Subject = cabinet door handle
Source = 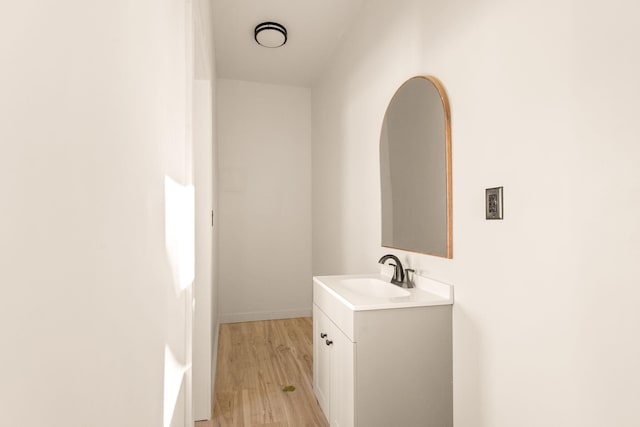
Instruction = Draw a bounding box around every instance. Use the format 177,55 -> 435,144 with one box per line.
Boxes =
320,333 -> 327,338
325,339 -> 333,346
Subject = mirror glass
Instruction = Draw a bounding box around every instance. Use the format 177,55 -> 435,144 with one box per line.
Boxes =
380,76 -> 452,258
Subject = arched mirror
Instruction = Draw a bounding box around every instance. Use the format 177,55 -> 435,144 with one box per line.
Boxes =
380,76 -> 452,258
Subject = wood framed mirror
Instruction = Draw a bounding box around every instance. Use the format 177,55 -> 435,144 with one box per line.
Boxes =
380,76 -> 452,258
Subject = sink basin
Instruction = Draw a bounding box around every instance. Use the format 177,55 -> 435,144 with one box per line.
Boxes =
340,278 -> 410,298
313,273 -> 453,311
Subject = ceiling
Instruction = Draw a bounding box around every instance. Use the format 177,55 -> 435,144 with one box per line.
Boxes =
212,0 -> 365,87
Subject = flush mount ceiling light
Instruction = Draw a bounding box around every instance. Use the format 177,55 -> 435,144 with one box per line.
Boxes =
254,22 -> 287,48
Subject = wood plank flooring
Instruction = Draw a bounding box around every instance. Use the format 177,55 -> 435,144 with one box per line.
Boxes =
196,317 -> 328,427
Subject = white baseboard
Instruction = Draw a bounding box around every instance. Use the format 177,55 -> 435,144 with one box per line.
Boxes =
219,307 -> 312,324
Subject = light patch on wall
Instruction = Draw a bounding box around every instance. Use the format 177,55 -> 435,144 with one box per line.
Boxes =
164,175 -> 195,293
163,345 -> 188,427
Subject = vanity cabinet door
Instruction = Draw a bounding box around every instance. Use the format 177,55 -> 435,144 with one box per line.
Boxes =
329,326 -> 354,427
313,304 -> 332,418
313,303 -> 355,427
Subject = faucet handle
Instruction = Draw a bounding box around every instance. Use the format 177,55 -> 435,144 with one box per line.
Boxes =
405,269 -> 416,288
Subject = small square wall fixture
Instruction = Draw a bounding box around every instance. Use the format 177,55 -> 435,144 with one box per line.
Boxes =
486,187 -> 504,220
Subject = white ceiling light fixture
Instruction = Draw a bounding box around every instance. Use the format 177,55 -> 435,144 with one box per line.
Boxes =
254,22 -> 287,48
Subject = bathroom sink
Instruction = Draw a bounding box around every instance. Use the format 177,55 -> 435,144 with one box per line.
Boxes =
313,273 -> 453,312
339,277 -> 410,298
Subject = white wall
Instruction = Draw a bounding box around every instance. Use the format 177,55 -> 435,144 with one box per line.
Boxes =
312,0 -> 640,425
0,1 -> 194,426
218,79 -> 312,322
192,0 -> 218,421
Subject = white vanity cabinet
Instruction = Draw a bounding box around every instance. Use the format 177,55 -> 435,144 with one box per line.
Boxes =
313,304 -> 354,427
313,275 -> 453,427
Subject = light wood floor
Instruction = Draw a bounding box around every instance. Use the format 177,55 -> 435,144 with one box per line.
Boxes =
196,317 -> 329,427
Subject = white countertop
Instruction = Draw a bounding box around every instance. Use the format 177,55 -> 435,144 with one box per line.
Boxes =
313,273 -> 453,311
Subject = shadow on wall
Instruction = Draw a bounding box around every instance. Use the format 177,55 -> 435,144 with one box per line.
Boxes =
454,305 -> 485,426
312,94 -> 347,275
163,175 -> 195,427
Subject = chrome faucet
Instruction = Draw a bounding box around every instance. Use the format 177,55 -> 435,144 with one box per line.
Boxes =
378,254 -> 405,287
